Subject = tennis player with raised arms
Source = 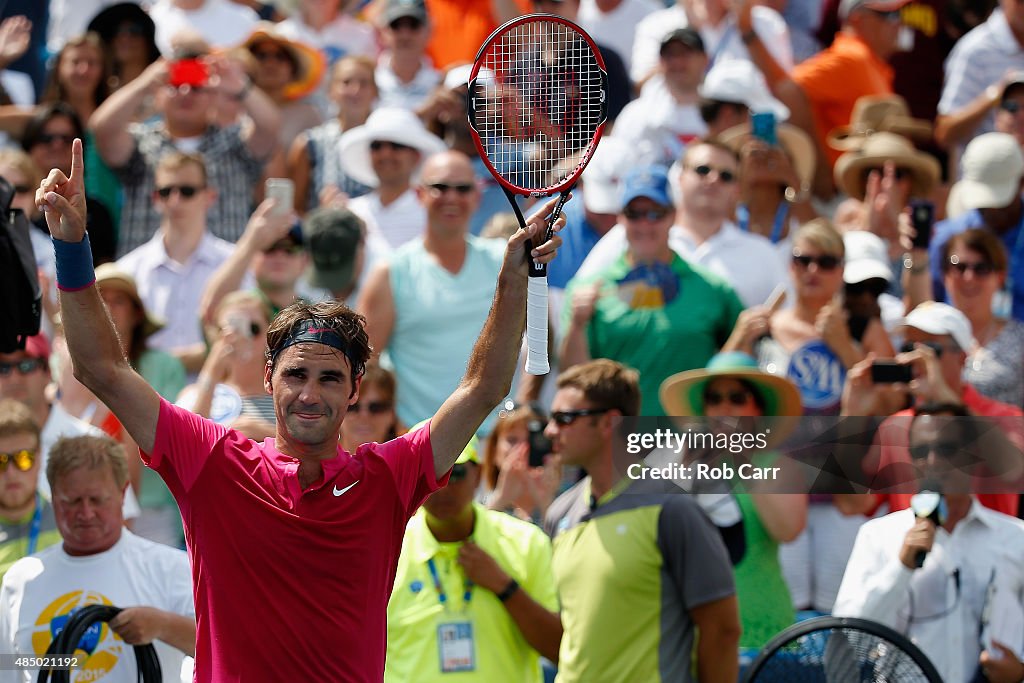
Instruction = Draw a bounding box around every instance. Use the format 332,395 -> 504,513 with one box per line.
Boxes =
36,138 -> 564,682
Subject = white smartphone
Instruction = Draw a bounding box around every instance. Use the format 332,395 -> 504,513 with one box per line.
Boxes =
264,178 -> 294,216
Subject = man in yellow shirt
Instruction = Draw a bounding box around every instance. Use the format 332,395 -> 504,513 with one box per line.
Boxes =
386,436 -> 561,682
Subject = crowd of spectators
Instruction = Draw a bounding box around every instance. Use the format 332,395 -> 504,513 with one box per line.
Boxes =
2,0 -> 1024,681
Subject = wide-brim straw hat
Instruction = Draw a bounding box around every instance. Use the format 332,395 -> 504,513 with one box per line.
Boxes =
94,263 -> 165,338
660,352 -> 803,446
719,121 -> 817,192
828,94 -> 933,151
834,132 -> 940,200
242,22 -> 326,101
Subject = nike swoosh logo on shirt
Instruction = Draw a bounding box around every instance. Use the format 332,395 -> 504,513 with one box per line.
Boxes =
333,480 -> 360,497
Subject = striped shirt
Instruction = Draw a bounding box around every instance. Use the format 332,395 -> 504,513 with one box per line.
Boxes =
113,121 -> 267,255
303,119 -> 372,210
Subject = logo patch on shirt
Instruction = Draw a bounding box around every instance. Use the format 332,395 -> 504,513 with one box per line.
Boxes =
333,480 -> 360,497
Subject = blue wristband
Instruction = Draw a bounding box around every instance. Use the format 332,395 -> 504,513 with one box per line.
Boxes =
52,234 -> 96,292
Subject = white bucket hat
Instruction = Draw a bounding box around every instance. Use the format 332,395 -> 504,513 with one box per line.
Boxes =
698,59 -> 790,121
339,107 -> 448,187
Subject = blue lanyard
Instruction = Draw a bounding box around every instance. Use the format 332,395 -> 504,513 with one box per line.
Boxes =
426,557 -> 473,611
26,494 -> 41,556
736,202 -> 788,244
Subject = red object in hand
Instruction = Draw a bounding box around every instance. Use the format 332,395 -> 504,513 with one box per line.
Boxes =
168,58 -> 209,88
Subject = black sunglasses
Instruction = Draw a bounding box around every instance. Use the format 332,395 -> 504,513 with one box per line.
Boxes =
688,164 -> 736,184
909,441 -> 959,461
449,463 -> 471,481
792,253 -> 842,271
263,241 -> 303,256
703,390 -> 752,407
116,22 -> 147,37
389,17 -> 424,31
425,182 -> 475,195
156,185 -> 202,199
1001,100 -> 1022,114
0,358 -> 47,376
845,279 -> 887,298
349,400 -> 393,415
623,206 -> 671,221
945,260 -> 995,277
550,408 -> 609,425
868,8 -> 902,21
900,340 -> 947,357
370,140 -> 415,152
38,133 -> 75,146
0,449 -> 35,472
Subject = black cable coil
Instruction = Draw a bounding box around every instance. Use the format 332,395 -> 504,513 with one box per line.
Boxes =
38,604 -> 162,683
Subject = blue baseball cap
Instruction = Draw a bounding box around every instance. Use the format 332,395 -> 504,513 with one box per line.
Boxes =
619,165 -> 672,209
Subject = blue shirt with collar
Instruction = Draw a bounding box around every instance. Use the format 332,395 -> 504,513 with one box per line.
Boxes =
929,207 -> 1024,321
547,198 -> 605,290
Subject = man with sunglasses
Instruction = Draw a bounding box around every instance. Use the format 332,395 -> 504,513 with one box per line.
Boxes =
835,409 -> 1024,683
374,0 -> 440,111
577,140 -> 786,308
563,163 -> 744,415
841,302 -> 1024,517
359,151 -> 509,431
0,400 -> 61,577
117,152 -> 243,373
543,359 -> 740,683
386,434 -> 560,682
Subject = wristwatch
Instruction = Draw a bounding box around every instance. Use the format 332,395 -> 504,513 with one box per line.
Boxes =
497,579 -> 520,602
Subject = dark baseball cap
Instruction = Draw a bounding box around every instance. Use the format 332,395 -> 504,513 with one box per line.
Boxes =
383,0 -> 428,25
660,28 -> 705,53
303,208 -> 364,294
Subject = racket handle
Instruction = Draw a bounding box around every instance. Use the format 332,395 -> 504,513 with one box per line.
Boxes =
525,276 -> 549,375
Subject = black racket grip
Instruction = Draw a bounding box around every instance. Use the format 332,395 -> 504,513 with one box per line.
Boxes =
527,240 -> 548,278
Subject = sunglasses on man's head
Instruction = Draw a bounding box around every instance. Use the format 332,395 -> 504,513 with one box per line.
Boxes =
349,400 -> 392,415
703,389 -> 753,407
792,253 -> 842,271
550,408 -> 609,425
0,358 -> 47,376
0,449 -> 35,472
156,185 -> 202,199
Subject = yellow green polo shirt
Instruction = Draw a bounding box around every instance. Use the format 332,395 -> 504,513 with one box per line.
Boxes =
385,503 -> 558,683
545,477 -> 736,683
0,498 -> 62,578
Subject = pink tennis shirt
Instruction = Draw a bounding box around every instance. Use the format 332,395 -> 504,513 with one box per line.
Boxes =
143,398 -> 446,682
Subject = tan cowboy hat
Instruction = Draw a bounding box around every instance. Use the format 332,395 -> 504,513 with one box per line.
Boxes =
828,95 -> 933,151
94,263 -> 165,338
834,132 -> 940,200
719,121 -> 816,192
660,352 -> 803,446
242,22 -> 326,101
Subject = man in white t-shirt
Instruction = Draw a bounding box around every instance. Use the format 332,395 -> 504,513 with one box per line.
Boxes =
630,0 -> 792,86
614,28 -> 709,168
340,107 -> 447,249
149,0 -> 260,56
0,435 -> 195,683
577,139 -> 785,307
375,0 -> 440,111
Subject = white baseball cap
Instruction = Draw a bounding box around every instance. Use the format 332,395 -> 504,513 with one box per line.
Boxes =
947,132 -> 1024,215
698,59 -> 790,121
901,301 -> 975,352
843,230 -> 893,284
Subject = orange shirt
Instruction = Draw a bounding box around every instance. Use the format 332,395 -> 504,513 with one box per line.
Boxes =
792,32 -> 894,168
425,0 -> 530,70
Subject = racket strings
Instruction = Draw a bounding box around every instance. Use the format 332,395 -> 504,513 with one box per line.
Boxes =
474,20 -> 605,194
754,626 -> 938,682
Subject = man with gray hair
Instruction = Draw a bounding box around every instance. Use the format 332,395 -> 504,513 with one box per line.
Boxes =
0,435 -> 195,682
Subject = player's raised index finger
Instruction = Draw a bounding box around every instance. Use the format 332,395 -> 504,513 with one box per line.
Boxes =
69,138 -> 84,182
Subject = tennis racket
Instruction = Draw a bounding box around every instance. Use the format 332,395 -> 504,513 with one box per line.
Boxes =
468,14 -> 608,375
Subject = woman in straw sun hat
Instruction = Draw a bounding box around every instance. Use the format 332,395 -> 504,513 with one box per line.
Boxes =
659,351 -> 807,652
